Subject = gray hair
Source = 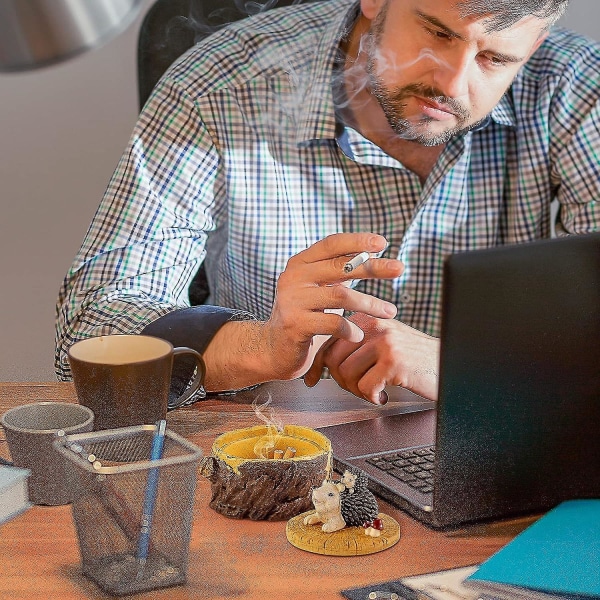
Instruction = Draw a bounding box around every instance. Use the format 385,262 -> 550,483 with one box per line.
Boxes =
456,0 -> 569,30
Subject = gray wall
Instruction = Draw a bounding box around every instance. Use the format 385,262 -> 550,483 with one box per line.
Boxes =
0,2 -> 598,382
560,1 -> 600,39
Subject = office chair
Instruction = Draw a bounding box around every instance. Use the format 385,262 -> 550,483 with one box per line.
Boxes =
138,0 -> 323,305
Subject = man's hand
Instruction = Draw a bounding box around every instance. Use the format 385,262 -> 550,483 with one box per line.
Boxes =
202,233 -> 404,391
304,313 -> 440,404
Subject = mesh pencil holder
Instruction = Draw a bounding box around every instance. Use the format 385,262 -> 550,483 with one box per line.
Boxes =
53,425 -> 203,596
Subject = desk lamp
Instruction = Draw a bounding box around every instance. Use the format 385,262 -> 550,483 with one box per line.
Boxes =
0,0 -> 142,72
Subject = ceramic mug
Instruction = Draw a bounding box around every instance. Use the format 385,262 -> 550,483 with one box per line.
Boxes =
68,334 -> 206,430
1,401 -> 95,505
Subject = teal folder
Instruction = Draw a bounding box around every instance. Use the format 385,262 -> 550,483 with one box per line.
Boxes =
467,499 -> 600,597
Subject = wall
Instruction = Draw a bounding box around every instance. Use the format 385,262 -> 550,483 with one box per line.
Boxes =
0,0 -> 155,381
560,2 -> 600,39
0,1 -> 598,381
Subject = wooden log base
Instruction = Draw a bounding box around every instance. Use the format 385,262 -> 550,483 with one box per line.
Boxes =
286,511 -> 400,556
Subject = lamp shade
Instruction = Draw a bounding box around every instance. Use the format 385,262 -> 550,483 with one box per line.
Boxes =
0,0 -> 143,72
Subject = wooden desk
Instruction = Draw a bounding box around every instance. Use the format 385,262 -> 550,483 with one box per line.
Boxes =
0,380 -> 534,600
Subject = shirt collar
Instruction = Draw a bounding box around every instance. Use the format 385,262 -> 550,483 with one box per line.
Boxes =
489,88 -> 517,127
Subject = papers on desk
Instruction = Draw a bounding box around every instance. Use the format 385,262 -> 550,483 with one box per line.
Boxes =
342,565 -> 572,600
0,465 -> 31,525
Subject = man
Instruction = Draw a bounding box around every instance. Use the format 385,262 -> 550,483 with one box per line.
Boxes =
56,0 -> 599,405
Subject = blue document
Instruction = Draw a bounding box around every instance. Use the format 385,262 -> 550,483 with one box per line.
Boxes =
466,499 -> 600,597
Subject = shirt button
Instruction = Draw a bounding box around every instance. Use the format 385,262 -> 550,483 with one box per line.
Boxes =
400,293 -> 412,303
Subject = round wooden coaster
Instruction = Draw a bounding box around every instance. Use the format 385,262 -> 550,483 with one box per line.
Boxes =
286,511 -> 400,556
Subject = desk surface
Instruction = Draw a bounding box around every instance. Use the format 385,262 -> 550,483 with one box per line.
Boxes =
0,380 -> 535,600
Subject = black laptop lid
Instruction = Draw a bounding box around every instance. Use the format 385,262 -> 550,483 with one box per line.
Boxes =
432,233 -> 600,526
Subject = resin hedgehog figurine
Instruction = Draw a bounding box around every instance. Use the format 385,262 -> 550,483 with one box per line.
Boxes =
339,467 -> 383,537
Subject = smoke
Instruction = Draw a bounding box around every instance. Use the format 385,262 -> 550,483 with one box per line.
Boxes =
162,0 -> 473,147
339,36 -> 457,109
186,0 -> 306,39
341,21 -> 476,145
251,393 -> 284,458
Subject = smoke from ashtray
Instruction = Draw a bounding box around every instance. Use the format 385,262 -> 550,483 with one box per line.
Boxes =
252,394 -> 284,458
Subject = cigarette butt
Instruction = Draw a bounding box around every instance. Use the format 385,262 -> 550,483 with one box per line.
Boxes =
283,447 -> 296,459
254,442 -> 274,459
273,449 -> 284,459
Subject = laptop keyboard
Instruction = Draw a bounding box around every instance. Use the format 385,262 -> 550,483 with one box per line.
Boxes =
365,445 -> 435,494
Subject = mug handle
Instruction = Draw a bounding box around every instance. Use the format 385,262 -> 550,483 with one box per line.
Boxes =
168,347 -> 207,410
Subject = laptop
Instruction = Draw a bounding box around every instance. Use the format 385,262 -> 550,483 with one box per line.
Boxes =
317,232 -> 600,528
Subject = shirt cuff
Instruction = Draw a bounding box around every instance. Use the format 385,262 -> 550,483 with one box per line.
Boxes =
141,305 -> 258,406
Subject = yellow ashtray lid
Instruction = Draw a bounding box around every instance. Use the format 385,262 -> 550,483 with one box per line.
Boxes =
212,424 -> 332,473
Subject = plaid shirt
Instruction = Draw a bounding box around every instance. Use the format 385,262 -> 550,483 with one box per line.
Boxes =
55,0 -> 600,380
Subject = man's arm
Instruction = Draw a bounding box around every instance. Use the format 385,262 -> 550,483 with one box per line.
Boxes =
138,233 -> 404,396
55,76 -> 229,380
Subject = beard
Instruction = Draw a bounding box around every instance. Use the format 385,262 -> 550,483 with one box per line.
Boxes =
367,77 -> 478,146
364,8 -> 483,146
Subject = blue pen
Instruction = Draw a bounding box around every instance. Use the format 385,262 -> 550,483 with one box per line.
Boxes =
136,419 -> 167,567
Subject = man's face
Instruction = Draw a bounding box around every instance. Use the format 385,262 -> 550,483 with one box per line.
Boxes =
362,0 -> 548,145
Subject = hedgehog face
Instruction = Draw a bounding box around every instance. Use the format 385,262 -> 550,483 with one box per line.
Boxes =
311,481 -> 341,512
341,470 -> 357,488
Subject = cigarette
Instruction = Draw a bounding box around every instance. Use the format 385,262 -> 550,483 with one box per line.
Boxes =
283,447 -> 296,459
344,251 -> 370,273
273,449 -> 284,459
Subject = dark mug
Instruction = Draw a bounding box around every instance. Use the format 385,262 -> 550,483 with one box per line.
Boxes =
68,334 -> 206,430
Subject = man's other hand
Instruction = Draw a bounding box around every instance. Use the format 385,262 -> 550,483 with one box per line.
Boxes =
304,313 -> 440,404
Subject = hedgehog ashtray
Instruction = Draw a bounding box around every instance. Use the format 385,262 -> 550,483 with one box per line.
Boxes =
286,468 -> 401,556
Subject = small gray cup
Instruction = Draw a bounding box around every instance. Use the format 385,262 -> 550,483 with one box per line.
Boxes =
1,402 -> 95,505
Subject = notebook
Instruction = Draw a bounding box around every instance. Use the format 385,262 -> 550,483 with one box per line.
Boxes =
317,232 -> 600,528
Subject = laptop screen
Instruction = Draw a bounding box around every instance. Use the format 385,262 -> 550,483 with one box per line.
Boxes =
434,232 -> 600,525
